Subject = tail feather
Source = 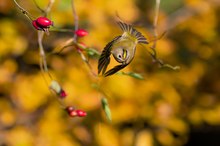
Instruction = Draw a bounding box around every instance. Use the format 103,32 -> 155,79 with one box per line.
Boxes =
117,21 -> 148,44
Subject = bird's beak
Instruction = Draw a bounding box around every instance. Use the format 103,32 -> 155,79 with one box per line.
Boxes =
123,49 -> 127,60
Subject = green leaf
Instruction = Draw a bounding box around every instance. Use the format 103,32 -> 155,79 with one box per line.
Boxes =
101,97 -> 112,122
85,48 -> 100,58
118,72 -> 144,80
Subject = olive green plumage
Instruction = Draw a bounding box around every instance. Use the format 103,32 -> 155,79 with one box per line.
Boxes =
98,20 -> 148,77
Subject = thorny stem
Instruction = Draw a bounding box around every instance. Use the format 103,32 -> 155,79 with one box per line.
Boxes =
13,0 -> 33,21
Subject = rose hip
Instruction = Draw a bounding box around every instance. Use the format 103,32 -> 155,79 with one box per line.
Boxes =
36,17 -> 53,28
75,29 -> 88,37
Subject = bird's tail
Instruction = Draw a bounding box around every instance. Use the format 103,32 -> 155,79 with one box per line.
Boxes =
117,21 -> 148,44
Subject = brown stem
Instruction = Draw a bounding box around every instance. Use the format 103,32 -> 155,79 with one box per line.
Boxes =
13,0 -> 33,21
45,0 -> 55,15
33,0 -> 45,14
71,0 -> 79,42
152,0 -> 160,49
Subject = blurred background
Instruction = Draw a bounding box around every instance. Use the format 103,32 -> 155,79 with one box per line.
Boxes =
0,0 -> 220,146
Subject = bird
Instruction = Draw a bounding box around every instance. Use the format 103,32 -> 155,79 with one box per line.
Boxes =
98,20 -> 148,77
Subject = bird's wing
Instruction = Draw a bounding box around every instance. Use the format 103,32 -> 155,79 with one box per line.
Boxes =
117,21 -> 148,44
98,36 -> 121,75
104,64 -> 128,77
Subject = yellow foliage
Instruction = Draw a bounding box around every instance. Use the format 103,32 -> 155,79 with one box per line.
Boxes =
156,129 -> 175,146
135,130 -> 154,146
13,74 -> 49,112
0,0 -> 220,146
120,128 -> 135,146
6,127 -> 34,146
95,123 -> 119,146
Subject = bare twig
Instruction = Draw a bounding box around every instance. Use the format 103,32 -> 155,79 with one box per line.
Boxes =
71,0 -> 79,42
144,0 -> 180,70
45,0 -> 55,15
79,52 -> 98,77
38,31 -> 53,78
50,27 -> 74,32
36,0 -> 55,79
152,0 -> 160,49
33,0 -> 45,14
38,31 -> 47,71
13,0 -> 33,21
70,0 -> 97,77
33,0 -> 54,16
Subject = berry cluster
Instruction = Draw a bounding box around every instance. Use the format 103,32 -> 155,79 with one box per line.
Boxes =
65,106 -> 87,117
50,80 -> 87,118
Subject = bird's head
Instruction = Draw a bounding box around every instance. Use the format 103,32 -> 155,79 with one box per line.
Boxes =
112,47 -> 128,63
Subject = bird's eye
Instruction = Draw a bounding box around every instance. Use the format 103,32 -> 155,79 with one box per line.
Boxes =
118,54 -> 122,58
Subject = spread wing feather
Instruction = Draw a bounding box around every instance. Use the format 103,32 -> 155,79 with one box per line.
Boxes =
104,64 -> 128,77
117,21 -> 148,44
98,36 -> 121,75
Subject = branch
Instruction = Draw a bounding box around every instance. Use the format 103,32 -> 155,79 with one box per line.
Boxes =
145,0 -> 180,71
36,0 -> 55,79
33,0 -> 45,14
152,0 -> 160,49
71,0 -> 79,42
70,0 -> 97,77
13,0 -> 33,21
45,0 -> 55,15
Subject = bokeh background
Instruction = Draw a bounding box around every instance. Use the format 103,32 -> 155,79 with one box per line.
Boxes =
0,0 -> 220,146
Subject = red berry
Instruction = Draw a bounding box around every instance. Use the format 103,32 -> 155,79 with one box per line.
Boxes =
75,29 -> 88,37
59,89 -> 67,98
32,20 -> 42,30
76,110 -> 87,117
36,17 -> 53,28
65,106 -> 87,117
65,106 -> 75,112
69,110 -> 78,117
65,106 -> 76,117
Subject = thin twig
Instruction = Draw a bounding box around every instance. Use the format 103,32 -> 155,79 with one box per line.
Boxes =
38,31 -> 51,75
70,0 -> 97,77
33,0 -> 45,14
13,0 -> 33,21
143,0 -> 180,70
50,27 -> 74,33
71,0 -> 79,42
152,0 -> 160,49
79,52 -> 98,77
36,0 -> 56,79
45,0 -> 55,15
